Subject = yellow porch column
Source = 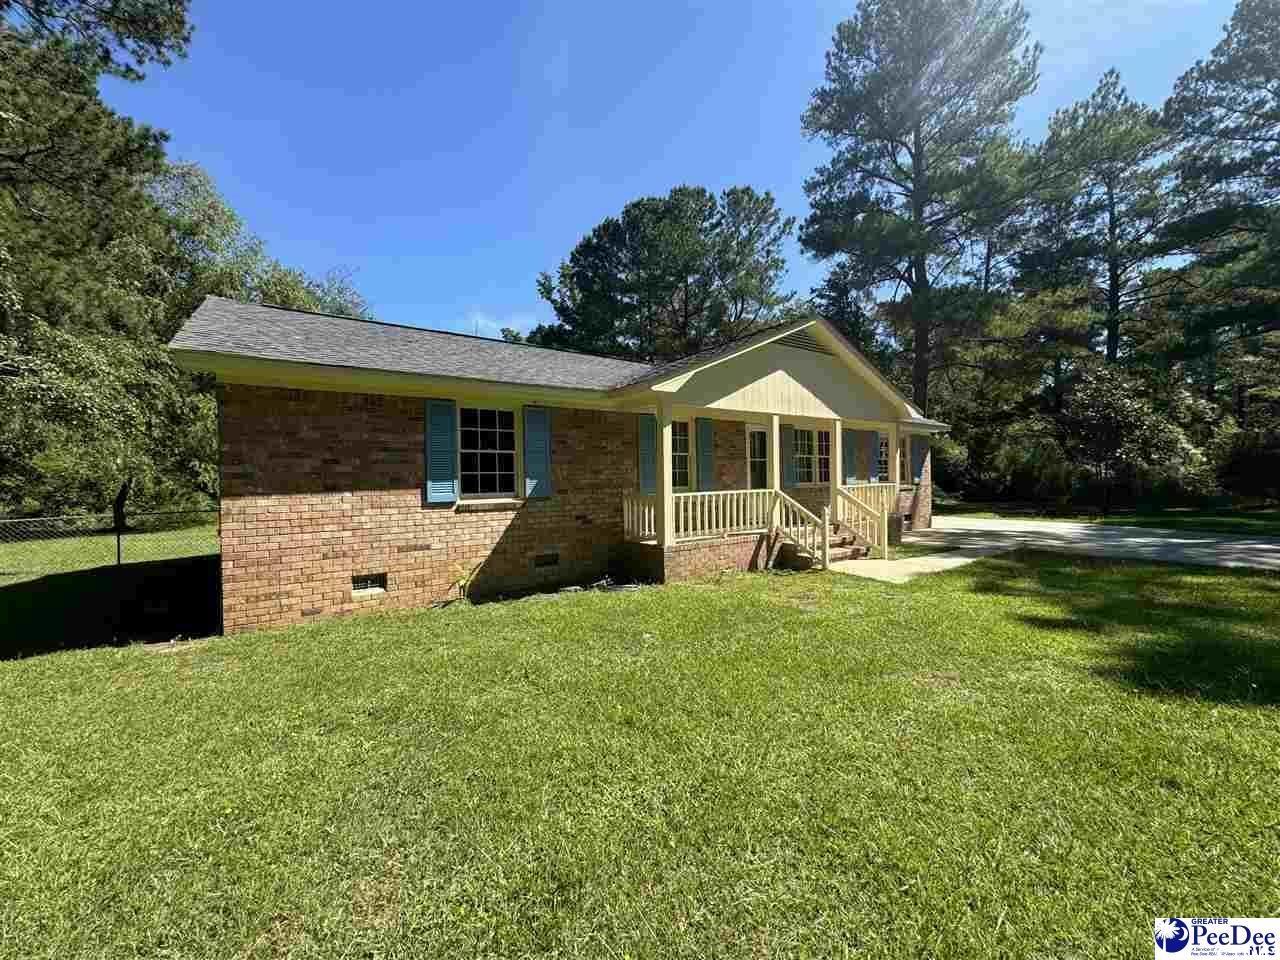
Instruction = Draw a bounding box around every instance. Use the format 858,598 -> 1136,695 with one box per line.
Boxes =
828,418 -> 842,512
888,423 -> 901,486
769,413 -> 782,528
656,400 -> 675,546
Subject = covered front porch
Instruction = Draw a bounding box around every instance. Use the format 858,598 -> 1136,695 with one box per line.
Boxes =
619,405 -> 933,571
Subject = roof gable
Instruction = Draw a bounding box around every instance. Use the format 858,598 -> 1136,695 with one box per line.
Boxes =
629,317 -> 923,418
653,338 -> 902,421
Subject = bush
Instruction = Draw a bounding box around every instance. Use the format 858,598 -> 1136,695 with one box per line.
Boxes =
1218,431 -> 1280,501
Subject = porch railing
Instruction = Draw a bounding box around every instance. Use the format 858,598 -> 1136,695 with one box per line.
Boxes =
672,489 -> 774,541
622,493 -> 657,541
774,491 -> 829,568
624,488 -> 833,567
835,485 -> 890,559
842,481 -> 897,518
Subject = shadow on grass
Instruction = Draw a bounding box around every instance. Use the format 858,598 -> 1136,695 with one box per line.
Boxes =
969,550 -> 1280,706
0,555 -> 220,660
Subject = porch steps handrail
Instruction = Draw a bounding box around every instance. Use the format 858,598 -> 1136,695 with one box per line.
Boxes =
672,488 -> 773,541
772,490 -> 830,568
835,486 -> 889,559
841,481 -> 897,518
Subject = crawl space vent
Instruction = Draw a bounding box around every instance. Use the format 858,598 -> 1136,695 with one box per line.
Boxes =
352,572 -> 387,592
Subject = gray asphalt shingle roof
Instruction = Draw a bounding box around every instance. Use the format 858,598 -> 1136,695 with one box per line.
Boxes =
169,297 -> 656,391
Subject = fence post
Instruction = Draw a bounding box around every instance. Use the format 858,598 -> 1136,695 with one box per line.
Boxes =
116,528 -> 122,566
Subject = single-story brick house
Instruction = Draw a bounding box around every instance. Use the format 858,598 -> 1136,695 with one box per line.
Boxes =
170,297 -> 947,633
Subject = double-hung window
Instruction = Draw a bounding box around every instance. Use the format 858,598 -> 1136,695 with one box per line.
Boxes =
672,421 -> 691,489
459,407 -> 516,496
793,429 -> 815,484
792,429 -> 831,485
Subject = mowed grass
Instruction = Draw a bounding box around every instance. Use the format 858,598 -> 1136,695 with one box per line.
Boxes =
0,523 -> 219,586
1,553 -> 1278,958
937,502 -> 1280,538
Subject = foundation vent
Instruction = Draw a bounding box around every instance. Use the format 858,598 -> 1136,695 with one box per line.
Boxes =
352,572 -> 387,593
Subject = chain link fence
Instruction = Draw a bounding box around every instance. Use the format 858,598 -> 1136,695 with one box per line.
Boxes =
0,510 -> 219,586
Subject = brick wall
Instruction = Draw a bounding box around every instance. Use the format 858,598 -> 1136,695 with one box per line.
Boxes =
219,385 -> 640,633
911,448 -> 933,529
786,484 -> 831,517
663,532 -> 780,580
711,420 -> 747,490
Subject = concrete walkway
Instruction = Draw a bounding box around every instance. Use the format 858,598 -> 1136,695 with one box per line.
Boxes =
829,515 -> 1280,583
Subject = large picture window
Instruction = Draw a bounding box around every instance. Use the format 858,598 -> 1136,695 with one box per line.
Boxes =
672,421 -> 691,489
793,429 -> 831,484
460,407 -> 516,496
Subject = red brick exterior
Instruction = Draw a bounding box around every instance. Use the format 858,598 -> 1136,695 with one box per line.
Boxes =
215,384 -> 928,631
786,484 -> 831,517
911,448 -> 933,529
620,532 -> 783,584
218,385 -> 641,633
711,420 -> 747,490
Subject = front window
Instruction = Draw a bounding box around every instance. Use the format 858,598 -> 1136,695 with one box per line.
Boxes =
793,429 -> 832,485
877,435 -> 889,483
793,430 -> 815,484
672,421 -> 691,489
460,407 -> 516,496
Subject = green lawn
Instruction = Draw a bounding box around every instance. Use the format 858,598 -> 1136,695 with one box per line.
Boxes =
937,502 -> 1280,538
890,540 -> 960,560
2,553 -> 1278,958
0,522 -> 219,587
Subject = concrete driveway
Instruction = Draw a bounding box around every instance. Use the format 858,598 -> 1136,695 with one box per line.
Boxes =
829,515 -> 1280,583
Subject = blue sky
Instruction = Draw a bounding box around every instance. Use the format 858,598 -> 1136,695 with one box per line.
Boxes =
102,0 -> 1230,338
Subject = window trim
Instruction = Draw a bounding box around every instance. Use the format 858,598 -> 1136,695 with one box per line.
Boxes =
457,404 -> 522,501
745,424 -> 769,490
672,420 -> 693,492
791,427 -> 831,487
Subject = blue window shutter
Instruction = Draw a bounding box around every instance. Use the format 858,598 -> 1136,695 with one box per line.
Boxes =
868,431 -> 881,482
841,428 -> 856,485
524,406 -> 553,498
638,414 -> 657,494
695,418 -> 714,491
911,437 -> 929,483
425,400 -> 457,503
781,424 -> 795,487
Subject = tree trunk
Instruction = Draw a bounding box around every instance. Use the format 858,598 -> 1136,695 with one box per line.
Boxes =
1105,182 -> 1121,363
1235,379 -> 1249,430
912,286 -> 930,414
113,477 -> 133,532
910,122 -> 931,414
